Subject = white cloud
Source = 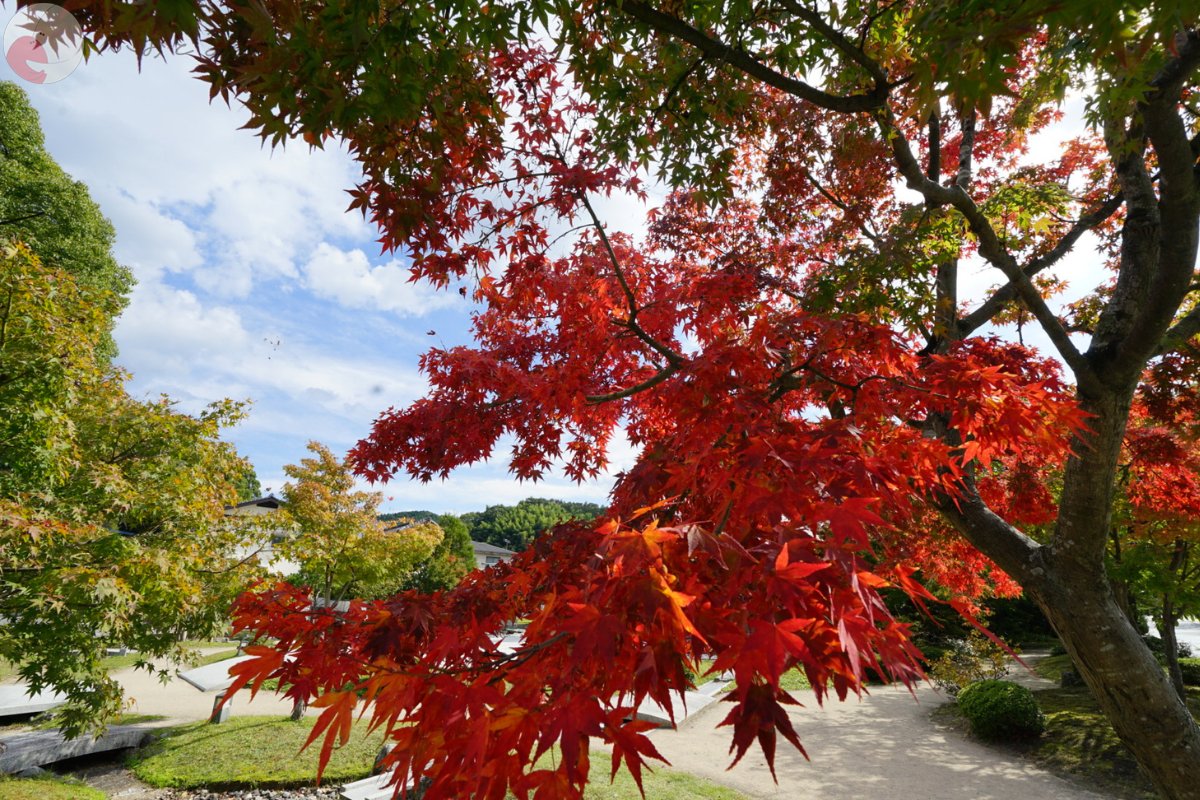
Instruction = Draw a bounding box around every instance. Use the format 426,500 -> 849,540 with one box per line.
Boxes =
22,50 -> 372,299
94,189 -> 203,281
302,243 -> 461,316
8,36 -> 629,515
116,281 -> 250,371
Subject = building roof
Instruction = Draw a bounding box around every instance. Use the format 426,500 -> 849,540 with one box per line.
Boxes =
225,494 -> 283,511
471,540 -> 516,556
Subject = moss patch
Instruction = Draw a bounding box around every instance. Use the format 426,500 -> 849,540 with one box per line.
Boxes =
130,715 -> 386,789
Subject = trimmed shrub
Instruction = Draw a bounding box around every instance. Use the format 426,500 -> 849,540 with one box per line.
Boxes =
1179,658 -> 1200,686
957,679 -> 1045,741
1143,634 -> 1192,661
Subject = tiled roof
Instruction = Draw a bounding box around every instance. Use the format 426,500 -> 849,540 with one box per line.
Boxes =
471,540 -> 516,556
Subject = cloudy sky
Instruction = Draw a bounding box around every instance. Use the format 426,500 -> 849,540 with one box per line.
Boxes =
2,30 -> 634,514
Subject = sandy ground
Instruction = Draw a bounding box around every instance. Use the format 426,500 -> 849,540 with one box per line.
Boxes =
644,661 -> 1109,800
110,652 -> 298,722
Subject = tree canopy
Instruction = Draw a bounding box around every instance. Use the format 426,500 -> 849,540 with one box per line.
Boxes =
277,442 -> 443,601
0,83 -> 132,354
463,498 -> 605,551
0,91 -> 257,734
79,2 -> 1200,798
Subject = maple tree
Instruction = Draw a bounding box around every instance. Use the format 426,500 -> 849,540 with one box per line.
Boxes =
276,441 -> 443,602
0,242 -> 260,734
1109,383 -> 1200,699
75,1 -> 1200,797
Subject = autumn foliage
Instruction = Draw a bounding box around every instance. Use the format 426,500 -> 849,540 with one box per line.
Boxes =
212,46 -> 1093,800
73,1 -> 1200,797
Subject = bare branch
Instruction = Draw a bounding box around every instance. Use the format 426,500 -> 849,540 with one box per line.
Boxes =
959,193 -> 1124,336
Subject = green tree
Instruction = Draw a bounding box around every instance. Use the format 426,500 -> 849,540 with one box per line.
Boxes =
465,498 -> 604,551
0,245 -> 260,736
234,464 -> 263,503
379,509 -> 440,523
403,514 -> 475,593
0,83 -> 132,355
278,442 -> 443,602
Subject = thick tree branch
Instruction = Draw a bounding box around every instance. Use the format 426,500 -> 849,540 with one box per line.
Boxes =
585,362 -> 681,403
955,106 -> 975,189
926,107 -> 941,183
936,477 -> 1046,590
1159,305 -> 1200,355
775,0 -> 889,85
1095,32 -> 1200,380
959,193 -> 1124,336
878,110 -> 1097,388
619,1 -> 886,112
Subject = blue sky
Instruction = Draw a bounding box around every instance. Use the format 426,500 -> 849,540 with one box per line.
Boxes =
2,31 -> 630,514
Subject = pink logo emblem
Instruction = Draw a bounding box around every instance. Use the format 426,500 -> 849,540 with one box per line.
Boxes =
4,5 -> 83,85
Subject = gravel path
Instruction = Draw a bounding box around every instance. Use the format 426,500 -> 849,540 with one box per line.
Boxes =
645,661 -> 1110,800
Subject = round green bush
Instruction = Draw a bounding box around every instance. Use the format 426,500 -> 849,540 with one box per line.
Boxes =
1179,658 -> 1200,686
957,679 -> 1045,740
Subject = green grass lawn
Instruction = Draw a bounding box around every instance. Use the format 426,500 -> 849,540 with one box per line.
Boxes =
130,715 -> 387,789
129,715 -> 748,797
581,760 -> 746,799
0,776 -> 105,800
721,667 -> 811,693
188,648 -> 240,668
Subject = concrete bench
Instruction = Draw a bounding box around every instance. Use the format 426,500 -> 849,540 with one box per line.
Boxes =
0,723 -> 158,773
177,655 -> 253,692
340,771 -> 413,800
632,690 -> 719,729
0,685 -> 66,719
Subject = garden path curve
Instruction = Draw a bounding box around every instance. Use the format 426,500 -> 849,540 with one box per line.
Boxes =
645,665 -> 1109,800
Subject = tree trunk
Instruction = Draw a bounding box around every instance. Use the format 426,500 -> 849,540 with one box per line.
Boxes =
1161,598 -> 1186,701
953,385 -> 1200,799
1033,576 -> 1200,799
